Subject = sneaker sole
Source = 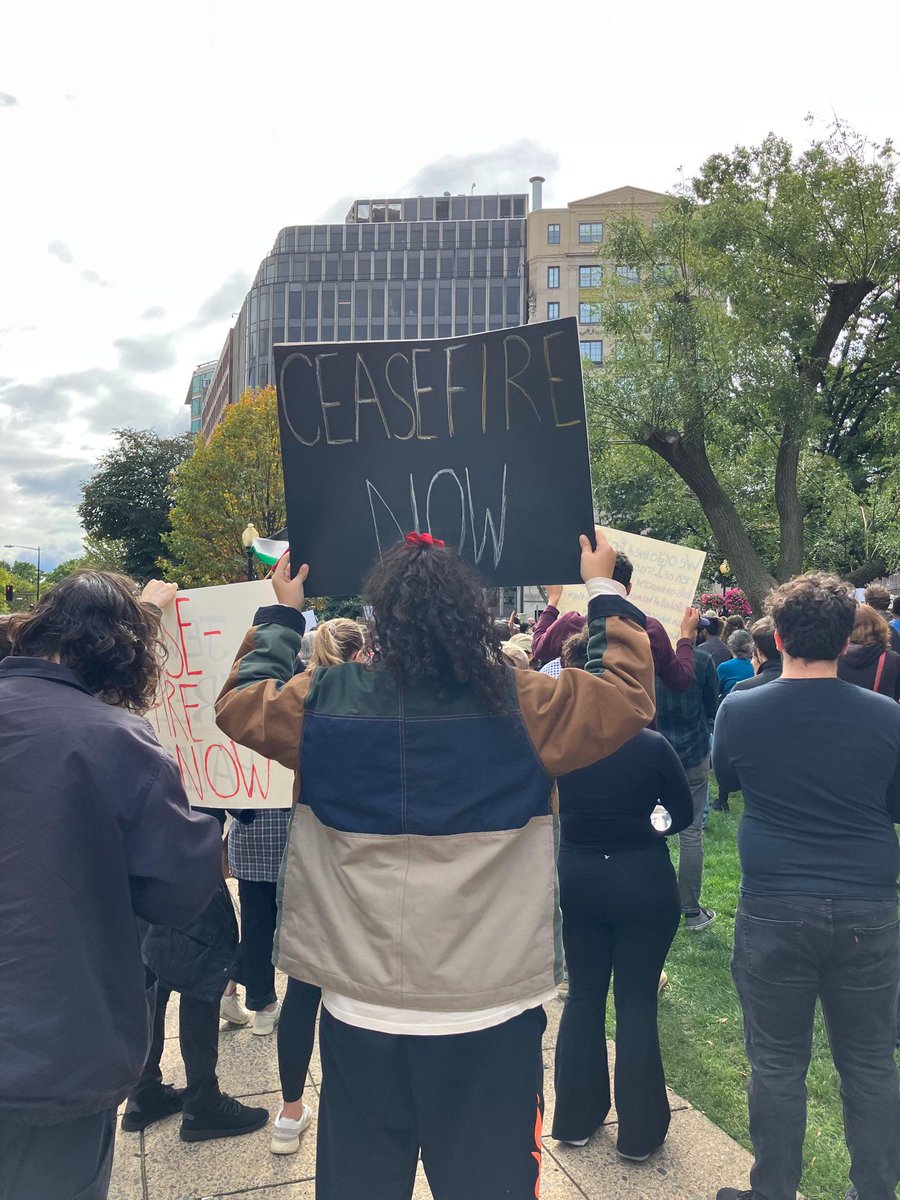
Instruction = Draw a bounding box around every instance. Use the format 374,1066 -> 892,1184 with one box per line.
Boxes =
270,1137 -> 301,1155
121,1103 -> 183,1133
251,1021 -> 280,1036
180,1114 -> 269,1142
685,913 -> 716,932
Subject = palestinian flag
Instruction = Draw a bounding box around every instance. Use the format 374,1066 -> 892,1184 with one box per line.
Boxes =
251,538 -> 288,568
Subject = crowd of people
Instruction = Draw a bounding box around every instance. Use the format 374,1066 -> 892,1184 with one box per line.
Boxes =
0,534 -> 898,1200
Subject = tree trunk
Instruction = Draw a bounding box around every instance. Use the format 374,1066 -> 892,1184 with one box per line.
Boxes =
774,428 -> 804,581
647,431 -> 777,613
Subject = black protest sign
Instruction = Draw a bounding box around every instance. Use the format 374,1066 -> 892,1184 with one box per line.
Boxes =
274,318 -> 594,597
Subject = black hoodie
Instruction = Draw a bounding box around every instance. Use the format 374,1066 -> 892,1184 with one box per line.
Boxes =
837,641 -> 900,701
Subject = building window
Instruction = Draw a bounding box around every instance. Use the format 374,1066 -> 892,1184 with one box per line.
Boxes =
580,340 -> 603,364
578,302 -> 601,325
616,264 -> 640,284
547,302 -> 560,319
579,265 -> 603,288
547,266 -> 560,289
578,222 -> 604,243
547,223 -> 560,245
436,198 -> 450,220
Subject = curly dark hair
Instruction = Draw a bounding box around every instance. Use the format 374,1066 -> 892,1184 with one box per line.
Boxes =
560,625 -> 589,670
9,570 -> 166,711
364,540 -> 509,711
765,573 -> 856,662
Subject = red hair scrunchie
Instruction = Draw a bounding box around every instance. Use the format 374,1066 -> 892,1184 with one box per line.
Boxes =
405,531 -> 445,548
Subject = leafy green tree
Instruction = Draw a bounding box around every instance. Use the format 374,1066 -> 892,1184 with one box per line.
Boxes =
163,386 -> 286,588
42,538 -> 128,588
79,429 -> 192,581
0,561 -> 41,612
589,121 -> 900,610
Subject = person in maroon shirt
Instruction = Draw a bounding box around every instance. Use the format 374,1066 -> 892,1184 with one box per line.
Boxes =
535,555 -> 697,695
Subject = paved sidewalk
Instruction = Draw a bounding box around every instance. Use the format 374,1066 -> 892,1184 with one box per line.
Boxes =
109,977 -> 753,1200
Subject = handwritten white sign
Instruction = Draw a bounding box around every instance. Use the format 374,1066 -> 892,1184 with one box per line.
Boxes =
147,580 -> 307,808
555,528 -> 707,645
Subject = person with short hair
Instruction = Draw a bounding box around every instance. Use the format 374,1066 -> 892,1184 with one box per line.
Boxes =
713,630 -> 756,813
864,583 -> 900,654
537,554 -> 699,693
713,574 -> 900,1200
0,573 -> 222,1200
723,613 -> 747,638
216,530 -> 655,1200
551,627 -> 693,1161
730,618 -> 782,694
837,604 -> 900,700
716,630 -> 755,697
698,614 -> 732,665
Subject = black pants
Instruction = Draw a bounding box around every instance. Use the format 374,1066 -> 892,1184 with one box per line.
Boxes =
278,977 -> 322,1103
733,892 -> 900,1200
0,1109 -> 116,1200
317,1005 -> 546,1200
232,878 -> 278,1011
552,843 -> 680,1157
129,986 -> 220,1113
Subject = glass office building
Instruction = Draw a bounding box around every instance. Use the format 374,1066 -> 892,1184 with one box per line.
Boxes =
229,193 -> 528,402
184,360 -> 217,434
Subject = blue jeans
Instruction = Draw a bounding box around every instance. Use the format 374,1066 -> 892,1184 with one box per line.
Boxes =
732,892 -> 900,1200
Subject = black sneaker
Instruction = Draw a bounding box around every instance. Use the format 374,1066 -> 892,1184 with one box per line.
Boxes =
180,1093 -> 269,1142
716,1189 -> 753,1200
684,907 -> 716,931
121,1083 -> 184,1132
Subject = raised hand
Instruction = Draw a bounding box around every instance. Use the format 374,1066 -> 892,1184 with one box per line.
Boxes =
272,553 -> 310,611
578,527 -> 616,583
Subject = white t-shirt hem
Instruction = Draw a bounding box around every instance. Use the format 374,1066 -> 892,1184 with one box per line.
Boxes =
321,987 -> 557,1036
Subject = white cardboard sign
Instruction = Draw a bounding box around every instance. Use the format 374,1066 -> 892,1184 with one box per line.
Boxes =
147,580 -> 304,808
555,528 -> 707,645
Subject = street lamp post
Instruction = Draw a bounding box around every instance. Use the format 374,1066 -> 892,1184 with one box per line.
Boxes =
3,543 -> 41,603
241,523 -> 259,582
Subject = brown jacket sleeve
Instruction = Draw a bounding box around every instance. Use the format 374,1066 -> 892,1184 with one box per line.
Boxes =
516,593 -> 655,778
215,605 -> 311,773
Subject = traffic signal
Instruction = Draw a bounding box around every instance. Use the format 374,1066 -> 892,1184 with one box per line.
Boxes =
4,584 -> 13,604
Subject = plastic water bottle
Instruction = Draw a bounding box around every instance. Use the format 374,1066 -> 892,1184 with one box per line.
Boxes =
651,804 -> 672,832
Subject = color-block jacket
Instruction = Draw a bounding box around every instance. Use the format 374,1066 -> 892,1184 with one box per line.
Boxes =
215,593 -> 654,1012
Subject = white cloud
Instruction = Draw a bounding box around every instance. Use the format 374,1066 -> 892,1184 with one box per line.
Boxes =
48,239 -> 75,264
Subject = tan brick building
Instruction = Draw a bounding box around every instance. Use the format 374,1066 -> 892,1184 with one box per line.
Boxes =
526,183 -> 668,366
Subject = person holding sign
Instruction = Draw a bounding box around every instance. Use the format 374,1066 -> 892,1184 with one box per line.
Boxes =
215,529 -> 655,1200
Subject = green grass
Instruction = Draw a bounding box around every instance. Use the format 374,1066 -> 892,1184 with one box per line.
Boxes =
617,777 -> 897,1200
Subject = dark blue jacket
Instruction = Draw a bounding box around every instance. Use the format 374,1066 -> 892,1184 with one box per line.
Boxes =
0,657 -> 222,1124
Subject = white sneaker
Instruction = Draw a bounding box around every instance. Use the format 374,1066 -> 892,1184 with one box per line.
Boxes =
252,1000 -> 282,1036
219,991 -> 251,1026
270,1103 -> 312,1155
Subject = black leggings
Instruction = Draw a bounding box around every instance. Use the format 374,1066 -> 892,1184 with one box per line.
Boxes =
552,842 -> 680,1158
278,977 -> 322,1103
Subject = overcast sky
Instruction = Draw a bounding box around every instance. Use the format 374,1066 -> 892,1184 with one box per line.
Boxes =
2,0 -> 899,569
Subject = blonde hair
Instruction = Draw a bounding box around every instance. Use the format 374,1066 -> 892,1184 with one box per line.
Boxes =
851,604 -> 891,650
310,618 -> 367,670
